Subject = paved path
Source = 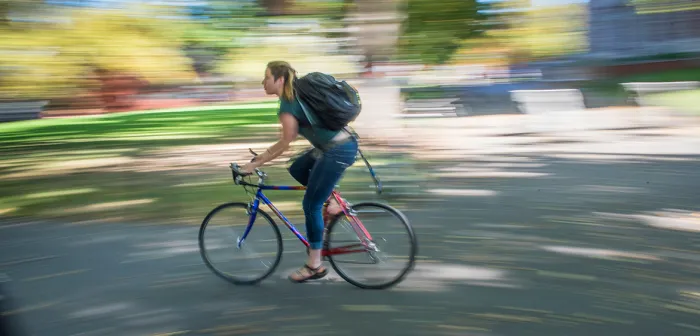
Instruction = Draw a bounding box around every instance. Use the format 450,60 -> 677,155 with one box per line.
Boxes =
2,141 -> 700,336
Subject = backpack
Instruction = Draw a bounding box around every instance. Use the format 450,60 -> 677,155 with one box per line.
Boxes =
294,72 -> 362,131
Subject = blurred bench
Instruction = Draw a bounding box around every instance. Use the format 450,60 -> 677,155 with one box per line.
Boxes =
510,89 -> 586,133
0,101 -> 49,122
179,85 -> 233,103
621,81 -> 699,106
399,98 -> 463,118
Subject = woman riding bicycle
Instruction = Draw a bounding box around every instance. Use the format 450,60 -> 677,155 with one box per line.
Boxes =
240,61 -> 358,283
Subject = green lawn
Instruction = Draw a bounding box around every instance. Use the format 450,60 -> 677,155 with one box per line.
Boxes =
1,102 -> 282,159
0,103 -> 286,224
579,67 -> 700,98
645,89 -> 700,115
0,102 -> 401,225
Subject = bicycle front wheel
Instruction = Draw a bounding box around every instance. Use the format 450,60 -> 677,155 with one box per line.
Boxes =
199,202 -> 283,285
326,202 -> 418,289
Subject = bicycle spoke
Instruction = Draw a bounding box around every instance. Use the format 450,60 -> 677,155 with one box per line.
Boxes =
326,202 -> 417,289
199,203 -> 282,285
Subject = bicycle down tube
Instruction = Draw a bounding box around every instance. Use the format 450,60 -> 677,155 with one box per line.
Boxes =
237,183 -> 374,257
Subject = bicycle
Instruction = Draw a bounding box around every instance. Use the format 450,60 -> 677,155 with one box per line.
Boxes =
198,149 -> 418,289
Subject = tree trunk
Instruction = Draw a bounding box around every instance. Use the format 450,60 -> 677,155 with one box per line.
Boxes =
259,0 -> 291,16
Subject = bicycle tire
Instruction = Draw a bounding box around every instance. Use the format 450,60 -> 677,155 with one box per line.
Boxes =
326,201 -> 418,289
199,202 -> 283,285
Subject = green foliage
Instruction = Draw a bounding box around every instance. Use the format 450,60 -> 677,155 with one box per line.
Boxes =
486,4 -> 588,62
0,7 -> 197,100
399,0 -> 485,64
627,0 -> 700,14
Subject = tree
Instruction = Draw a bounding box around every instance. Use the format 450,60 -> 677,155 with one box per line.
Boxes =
398,0 -> 487,64
627,0 -> 700,14
484,2 -> 588,63
259,0 -> 292,16
0,0 -> 44,26
0,7 -> 197,101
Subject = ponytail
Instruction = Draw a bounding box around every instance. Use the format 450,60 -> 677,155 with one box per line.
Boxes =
283,68 -> 295,101
266,61 -> 297,101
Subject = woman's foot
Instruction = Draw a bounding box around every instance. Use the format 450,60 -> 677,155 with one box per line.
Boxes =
288,264 -> 328,283
323,197 -> 344,227
326,198 -> 343,216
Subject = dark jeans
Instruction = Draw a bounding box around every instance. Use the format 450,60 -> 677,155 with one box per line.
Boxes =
288,139 -> 358,249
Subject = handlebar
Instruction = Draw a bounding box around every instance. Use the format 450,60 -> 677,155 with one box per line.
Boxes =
230,147 -> 383,194
230,162 -> 267,185
230,148 -> 267,186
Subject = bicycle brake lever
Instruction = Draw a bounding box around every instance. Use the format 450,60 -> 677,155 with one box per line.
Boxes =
249,148 -> 259,163
231,163 -> 252,177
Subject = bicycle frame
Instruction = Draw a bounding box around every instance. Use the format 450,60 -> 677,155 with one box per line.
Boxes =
238,184 -> 374,257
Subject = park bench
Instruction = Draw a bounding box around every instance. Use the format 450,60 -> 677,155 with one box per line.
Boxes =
400,98 -> 462,118
179,85 -> 233,103
510,89 -> 587,133
620,81 -> 699,106
0,100 -> 49,122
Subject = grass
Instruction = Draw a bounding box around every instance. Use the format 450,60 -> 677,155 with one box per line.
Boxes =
577,67 -> 700,99
0,103 -> 287,224
0,102 -> 401,224
645,89 -> 700,115
0,102 -> 282,159
0,103 -> 265,222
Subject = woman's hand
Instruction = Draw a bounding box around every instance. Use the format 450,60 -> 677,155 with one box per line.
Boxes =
240,161 -> 259,174
237,113 -> 298,175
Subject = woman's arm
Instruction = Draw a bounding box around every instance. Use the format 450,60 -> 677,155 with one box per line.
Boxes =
244,113 -> 298,170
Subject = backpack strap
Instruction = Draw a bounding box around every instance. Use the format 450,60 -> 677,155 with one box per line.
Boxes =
343,126 -> 382,194
297,98 -> 382,194
296,95 -> 320,129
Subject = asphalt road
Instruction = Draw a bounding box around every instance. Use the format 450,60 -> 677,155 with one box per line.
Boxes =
2,149 -> 700,336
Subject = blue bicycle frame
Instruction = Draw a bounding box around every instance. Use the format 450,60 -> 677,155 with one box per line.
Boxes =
238,184 -> 310,249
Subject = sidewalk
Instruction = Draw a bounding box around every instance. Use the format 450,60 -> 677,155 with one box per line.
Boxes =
391,107 -> 700,157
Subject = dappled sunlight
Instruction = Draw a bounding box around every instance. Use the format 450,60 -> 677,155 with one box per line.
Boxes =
1,157 -> 133,180
575,185 -> 647,194
680,290 -> 700,300
47,157 -> 134,171
541,245 -> 660,262
638,210 -> 700,233
0,207 -> 17,215
23,188 -> 97,200
1,154 -> 132,177
594,210 -> 700,233
172,181 -> 226,188
428,189 -> 499,197
25,148 -> 138,157
278,262 -> 515,292
63,199 -> 156,214
545,153 -> 699,163
435,170 -> 550,178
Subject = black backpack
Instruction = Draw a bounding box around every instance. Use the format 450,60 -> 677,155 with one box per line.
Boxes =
294,72 -> 362,131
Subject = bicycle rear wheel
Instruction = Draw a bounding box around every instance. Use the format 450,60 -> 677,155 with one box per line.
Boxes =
326,202 -> 417,289
199,202 -> 282,285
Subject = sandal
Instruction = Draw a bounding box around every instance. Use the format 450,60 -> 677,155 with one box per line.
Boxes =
288,264 -> 328,283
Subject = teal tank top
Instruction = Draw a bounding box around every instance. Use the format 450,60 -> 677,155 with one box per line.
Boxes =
278,97 -> 340,149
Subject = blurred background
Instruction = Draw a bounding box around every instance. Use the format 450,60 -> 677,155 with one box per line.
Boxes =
1,0 -> 700,335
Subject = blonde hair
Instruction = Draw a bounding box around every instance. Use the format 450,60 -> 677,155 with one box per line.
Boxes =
266,61 -> 297,101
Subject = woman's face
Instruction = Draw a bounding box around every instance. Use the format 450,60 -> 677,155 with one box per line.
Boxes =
262,68 -> 283,96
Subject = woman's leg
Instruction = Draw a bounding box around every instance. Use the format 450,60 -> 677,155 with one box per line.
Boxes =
288,148 -> 317,186
289,140 -> 358,282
